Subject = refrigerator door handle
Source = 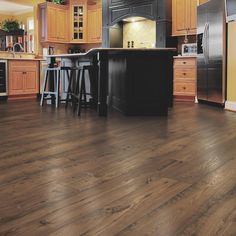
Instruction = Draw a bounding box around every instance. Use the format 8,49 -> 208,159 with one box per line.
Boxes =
203,22 -> 209,64
206,23 -> 210,64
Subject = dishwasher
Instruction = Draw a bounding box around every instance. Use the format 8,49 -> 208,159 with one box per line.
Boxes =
0,60 -> 7,99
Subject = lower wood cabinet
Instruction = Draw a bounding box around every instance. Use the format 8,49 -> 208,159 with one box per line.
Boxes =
8,60 -> 39,97
173,57 -> 196,101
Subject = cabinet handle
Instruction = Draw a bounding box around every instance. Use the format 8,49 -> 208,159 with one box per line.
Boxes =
183,73 -> 186,76
183,62 -> 187,64
183,86 -> 186,90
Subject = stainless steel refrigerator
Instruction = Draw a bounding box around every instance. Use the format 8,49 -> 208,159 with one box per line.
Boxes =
197,0 -> 226,105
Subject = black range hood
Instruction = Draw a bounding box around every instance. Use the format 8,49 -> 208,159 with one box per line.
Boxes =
102,0 -> 175,48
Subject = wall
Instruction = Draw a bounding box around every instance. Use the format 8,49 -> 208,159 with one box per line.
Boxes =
15,12 -> 34,28
0,12 -> 33,29
0,14 -> 13,25
225,22 -> 236,111
123,19 -> 156,48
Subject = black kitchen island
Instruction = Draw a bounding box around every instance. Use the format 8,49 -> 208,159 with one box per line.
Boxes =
46,48 -> 176,116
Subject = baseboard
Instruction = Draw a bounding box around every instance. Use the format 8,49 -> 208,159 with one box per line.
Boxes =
174,95 -> 195,102
8,94 -> 37,101
225,101 -> 236,112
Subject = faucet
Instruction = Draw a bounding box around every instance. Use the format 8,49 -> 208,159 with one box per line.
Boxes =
10,43 -> 24,58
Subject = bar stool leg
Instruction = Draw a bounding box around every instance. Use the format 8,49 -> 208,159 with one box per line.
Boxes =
82,70 -> 87,109
73,69 -> 81,113
40,70 -> 49,107
56,70 -> 60,108
65,70 -> 74,109
88,67 -> 98,107
77,68 -> 85,116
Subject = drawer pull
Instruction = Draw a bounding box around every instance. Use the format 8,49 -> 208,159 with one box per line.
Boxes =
183,86 -> 186,90
182,62 -> 187,64
183,73 -> 186,76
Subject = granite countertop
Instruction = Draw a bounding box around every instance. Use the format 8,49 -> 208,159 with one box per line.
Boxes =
0,57 -> 45,61
0,52 -> 45,61
46,48 -> 177,58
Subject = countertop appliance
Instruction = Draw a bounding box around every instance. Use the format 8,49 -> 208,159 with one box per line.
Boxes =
0,60 -> 7,97
182,43 -> 197,56
197,0 -> 226,105
225,0 -> 236,22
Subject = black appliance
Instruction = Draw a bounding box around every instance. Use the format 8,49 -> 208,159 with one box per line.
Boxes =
0,60 -> 7,98
197,0 -> 226,105
225,0 -> 236,22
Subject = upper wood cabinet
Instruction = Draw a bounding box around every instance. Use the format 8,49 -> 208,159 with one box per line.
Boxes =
87,5 -> 102,43
172,0 -> 197,36
70,0 -> 87,43
38,0 -> 102,44
39,2 -> 69,43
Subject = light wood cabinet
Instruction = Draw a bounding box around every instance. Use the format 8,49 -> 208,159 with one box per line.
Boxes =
70,0 -> 87,43
38,1 -> 102,44
39,2 -> 69,43
174,57 -> 196,101
87,6 -> 102,43
172,0 -> 197,36
9,61 -> 39,96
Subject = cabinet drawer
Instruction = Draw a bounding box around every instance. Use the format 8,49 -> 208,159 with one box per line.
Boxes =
174,80 -> 195,95
174,58 -> 196,67
9,61 -> 38,69
174,68 -> 196,79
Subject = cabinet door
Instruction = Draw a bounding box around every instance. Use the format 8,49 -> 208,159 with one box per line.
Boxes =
9,71 -> 24,95
57,8 -> 68,41
186,0 -> 197,34
47,7 -> 58,41
172,0 -> 186,36
24,71 -> 38,93
87,8 -> 102,42
71,4 -> 87,42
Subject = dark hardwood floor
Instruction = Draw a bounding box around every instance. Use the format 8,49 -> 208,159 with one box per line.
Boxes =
0,101 -> 236,236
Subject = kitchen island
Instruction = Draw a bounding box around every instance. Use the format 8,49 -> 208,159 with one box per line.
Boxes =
46,48 -> 177,116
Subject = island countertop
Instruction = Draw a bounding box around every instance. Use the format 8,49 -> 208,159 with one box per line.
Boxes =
46,48 -> 177,58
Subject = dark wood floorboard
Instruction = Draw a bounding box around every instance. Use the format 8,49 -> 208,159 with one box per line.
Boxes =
0,101 -> 236,236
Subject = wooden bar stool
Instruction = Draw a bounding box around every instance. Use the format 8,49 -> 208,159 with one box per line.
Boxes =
65,66 -> 82,109
40,66 -> 74,108
65,64 -> 96,116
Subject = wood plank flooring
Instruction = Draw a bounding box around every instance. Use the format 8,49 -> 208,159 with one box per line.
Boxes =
0,101 -> 236,236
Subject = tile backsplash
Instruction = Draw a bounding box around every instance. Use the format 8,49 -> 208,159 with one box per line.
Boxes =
123,19 -> 156,48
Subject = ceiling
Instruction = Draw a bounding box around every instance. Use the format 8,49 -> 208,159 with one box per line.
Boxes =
0,0 -> 33,15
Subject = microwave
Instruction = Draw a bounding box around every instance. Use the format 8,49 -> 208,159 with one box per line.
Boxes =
182,43 -> 197,56
225,0 -> 236,22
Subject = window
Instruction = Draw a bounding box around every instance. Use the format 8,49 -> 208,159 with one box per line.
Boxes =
27,17 -> 34,53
